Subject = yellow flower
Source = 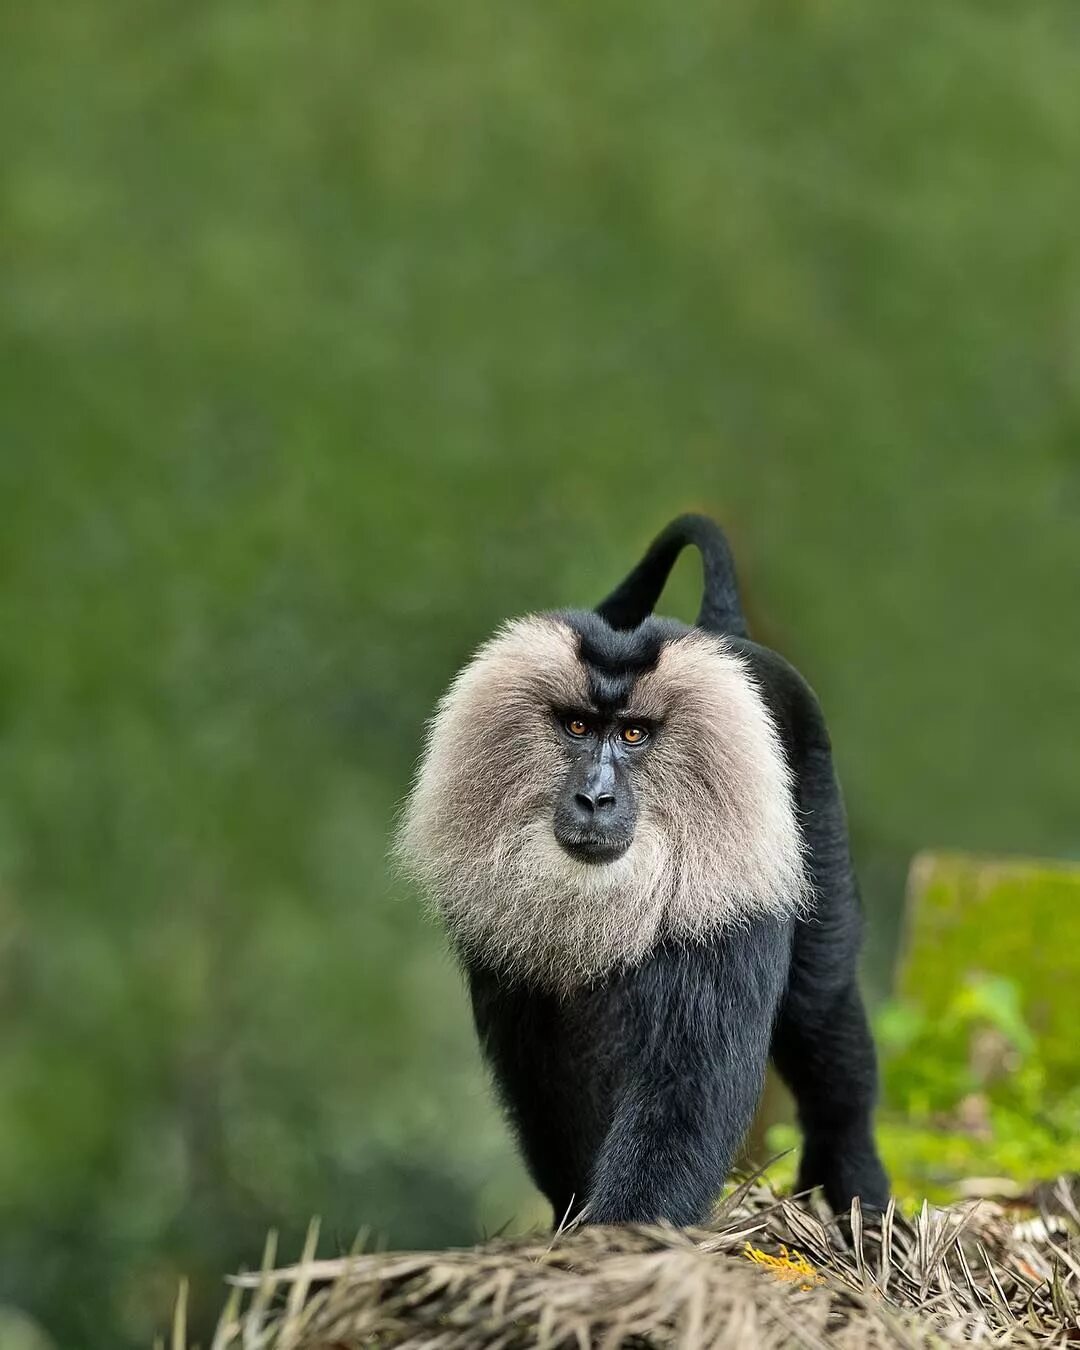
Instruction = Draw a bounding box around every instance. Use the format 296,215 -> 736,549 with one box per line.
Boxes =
743,1241 -> 823,1291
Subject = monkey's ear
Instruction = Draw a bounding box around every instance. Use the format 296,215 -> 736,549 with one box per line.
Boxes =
596,514 -> 748,637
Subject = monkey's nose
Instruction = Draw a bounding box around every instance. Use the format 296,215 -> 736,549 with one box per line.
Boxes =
574,789 -> 617,814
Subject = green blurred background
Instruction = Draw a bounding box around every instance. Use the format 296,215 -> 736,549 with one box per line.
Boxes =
2,2 -> 1079,1344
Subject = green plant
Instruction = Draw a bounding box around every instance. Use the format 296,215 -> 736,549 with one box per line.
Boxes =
768,972 -> 1080,1205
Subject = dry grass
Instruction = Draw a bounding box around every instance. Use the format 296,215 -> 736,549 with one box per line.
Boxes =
173,1178 -> 1080,1349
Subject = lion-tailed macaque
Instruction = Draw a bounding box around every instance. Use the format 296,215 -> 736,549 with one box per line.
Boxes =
398,515 -> 889,1226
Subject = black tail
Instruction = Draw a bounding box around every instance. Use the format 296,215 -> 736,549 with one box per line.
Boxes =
595,514 -> 748,637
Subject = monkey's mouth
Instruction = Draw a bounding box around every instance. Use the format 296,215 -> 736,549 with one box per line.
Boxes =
555,831 -> 632,865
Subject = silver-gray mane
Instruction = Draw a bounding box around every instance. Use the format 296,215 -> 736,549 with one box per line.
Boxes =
395,615 -> 810,994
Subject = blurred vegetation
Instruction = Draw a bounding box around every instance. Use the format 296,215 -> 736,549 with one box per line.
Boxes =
770,856 -> 1080,1203
898,855 -> 1080,1092
1,2 -> 1079,1346
885,854 -> 1080,1201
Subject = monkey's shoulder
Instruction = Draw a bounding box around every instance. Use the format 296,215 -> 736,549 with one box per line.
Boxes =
718,634 -> 833,763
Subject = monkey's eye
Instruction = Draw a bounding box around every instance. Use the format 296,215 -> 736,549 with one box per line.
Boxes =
621,725 -> 649,745
564,717 -> 590,738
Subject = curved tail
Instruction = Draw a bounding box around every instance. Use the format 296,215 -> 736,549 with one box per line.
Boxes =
595,514 -> 748,637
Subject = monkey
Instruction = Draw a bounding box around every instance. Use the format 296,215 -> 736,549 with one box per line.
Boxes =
397,515 -> 889,1227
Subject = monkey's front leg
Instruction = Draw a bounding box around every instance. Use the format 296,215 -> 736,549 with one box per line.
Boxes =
585,920 -> 791,1227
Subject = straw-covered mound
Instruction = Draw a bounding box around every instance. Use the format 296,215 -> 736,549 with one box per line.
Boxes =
181,1180 -> 1080,1349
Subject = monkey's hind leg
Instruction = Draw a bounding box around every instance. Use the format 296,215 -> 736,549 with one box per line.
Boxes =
771,980 -> 889,1217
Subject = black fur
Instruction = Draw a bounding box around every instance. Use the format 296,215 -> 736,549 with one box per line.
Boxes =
733,636 -> 889,1215
466,519 -> 889,1225
596,513 -> 748,637
558,608 -> 684,711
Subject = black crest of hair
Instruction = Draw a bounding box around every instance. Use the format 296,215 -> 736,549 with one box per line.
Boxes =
557,609 -> 687,710
466,515 -> 890,1228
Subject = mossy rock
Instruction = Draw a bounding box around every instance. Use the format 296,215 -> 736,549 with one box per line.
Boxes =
898,851 -> 1080,1089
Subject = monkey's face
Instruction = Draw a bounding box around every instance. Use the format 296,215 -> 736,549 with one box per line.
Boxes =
396,612 -> 808,990
550,711 -> 648,864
